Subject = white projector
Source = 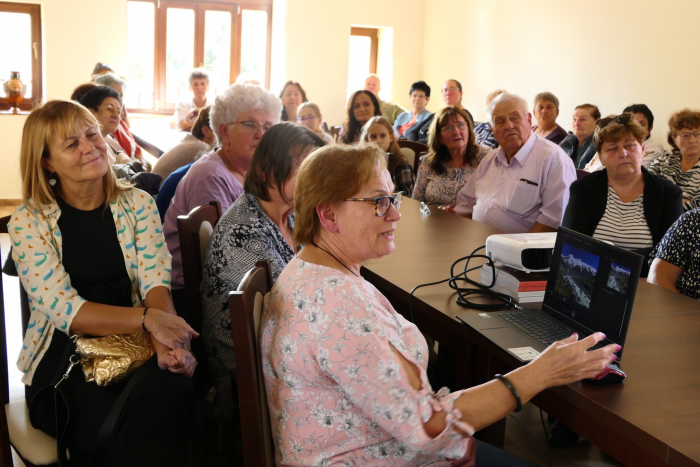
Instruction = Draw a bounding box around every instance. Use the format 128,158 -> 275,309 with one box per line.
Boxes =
485,232 -> 557,273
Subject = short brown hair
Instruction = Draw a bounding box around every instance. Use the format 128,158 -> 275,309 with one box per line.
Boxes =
191,106 -> 212,140
593,115 -> 647,152
575,104 -> 601,120
20,100 -> 130,211
667,108 -> 700,150
244,122 -> 325,203
293,145 -> 386,245
424,106 -> 479,175
70,83 -> 99,102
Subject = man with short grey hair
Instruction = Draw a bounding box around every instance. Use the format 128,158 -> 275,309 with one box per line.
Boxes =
364,74 -> 405,125
453,93 -> 576,233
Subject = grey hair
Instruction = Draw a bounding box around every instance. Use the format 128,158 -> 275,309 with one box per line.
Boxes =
188,68 -> 210,85
487,93 -> 529,123
94,73 -> 127,90
209,83 -> 282,146
533,92 -> 560,110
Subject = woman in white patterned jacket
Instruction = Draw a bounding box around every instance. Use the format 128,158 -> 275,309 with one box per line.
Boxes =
8,100 -> 198,467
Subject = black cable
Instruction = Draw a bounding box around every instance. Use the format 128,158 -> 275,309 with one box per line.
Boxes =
408,245 -> 521,323
540,408 -> 553,467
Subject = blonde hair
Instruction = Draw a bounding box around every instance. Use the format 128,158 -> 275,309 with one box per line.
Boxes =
293,144 -> 386,245
360,116 -> 407,173
20,100 -> 131,211
298,102 -> 322,119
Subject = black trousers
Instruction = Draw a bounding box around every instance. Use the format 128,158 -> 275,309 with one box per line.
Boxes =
26,333 -> 193,467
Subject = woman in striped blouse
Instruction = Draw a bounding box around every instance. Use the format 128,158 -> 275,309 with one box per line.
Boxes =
648,109 -> 700,211
562,114 -> 684,278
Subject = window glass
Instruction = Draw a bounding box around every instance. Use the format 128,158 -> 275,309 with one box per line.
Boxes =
346,35 -> 371,101
240,10 -> 267,85
165,8 -> 195,104
125,2 -> 155,109
0,12 -> 33,97
204,10 -> 232,96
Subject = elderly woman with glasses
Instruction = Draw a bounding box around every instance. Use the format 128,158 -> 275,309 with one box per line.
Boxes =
563,114 -> 683,278
78,85 -> 132,165
648,109 -> 700,211
260,144 -> 619,467
412,106 -> 490,206
163,83 -> 281,317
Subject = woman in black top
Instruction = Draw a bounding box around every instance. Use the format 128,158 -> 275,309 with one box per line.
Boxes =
559,104 -> 600,169
562,115 -> 684,278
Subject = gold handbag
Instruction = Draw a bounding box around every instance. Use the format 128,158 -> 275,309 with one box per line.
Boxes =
75,332 -> 155,387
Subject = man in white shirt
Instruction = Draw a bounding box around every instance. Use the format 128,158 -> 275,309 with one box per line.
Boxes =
452,93 -> 576,233
364,74 -> 405,125
176,68 -> 210,131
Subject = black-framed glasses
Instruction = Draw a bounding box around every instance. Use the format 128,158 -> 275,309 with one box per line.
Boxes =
343,192 -> 403,217
597,114 -> 633,129
233,121 -> 273,132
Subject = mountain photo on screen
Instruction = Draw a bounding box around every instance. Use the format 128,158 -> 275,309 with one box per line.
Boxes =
607,262 -> 632,294
553,243 -> 600,308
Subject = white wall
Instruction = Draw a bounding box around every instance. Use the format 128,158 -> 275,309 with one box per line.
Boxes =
0,0 -> 127,199
423,0 -> 700,149
271,0 -> 427,126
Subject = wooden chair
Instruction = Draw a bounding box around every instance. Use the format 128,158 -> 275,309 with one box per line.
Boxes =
398,140 -> 428,175
330,126 -> 341,143
229,260 -> 275,467
176,201 -> 225,467
0,215 -> 59,466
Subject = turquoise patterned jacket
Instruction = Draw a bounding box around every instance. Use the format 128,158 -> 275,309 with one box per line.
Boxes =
7,188 -> 171,384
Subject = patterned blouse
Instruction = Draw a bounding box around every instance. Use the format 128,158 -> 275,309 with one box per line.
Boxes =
260,257 -> 473,466
201,193 -> 295,417
650,208 -> 700,300
412,145 -> 490,206
7,188 -> 171,384
648,150 -> 700,211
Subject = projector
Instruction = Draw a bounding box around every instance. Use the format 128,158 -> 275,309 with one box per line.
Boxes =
485,233 -> 557,273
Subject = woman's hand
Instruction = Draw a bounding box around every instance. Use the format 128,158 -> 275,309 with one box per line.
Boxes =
530,332 -> 619,388
156,347 -> 197,378
145,308 -> 199,350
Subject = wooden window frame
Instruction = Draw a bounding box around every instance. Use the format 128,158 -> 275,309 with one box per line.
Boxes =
128,0 -> 271,114
350,27 -> 378,74
0,1 -> 43,111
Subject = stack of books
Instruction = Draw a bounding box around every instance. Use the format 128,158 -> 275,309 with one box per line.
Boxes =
480,262 -> 548,303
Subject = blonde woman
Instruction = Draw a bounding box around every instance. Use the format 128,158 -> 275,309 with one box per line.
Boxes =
297,102 -> 334,145
361,115 -> 414,196
9,100 -> 197,466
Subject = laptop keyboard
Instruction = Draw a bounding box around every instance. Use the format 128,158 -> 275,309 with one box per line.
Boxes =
498,310 -> 573,347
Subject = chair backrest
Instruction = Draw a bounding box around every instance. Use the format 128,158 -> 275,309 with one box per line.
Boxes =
228,260 -> 274,467
397,140 -> 429,175
177,201 -> 222,335
330,126 -> 341,142
576,169 -> 590,180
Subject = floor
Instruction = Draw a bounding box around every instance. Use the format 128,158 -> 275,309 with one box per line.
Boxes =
0,228 -> 624,467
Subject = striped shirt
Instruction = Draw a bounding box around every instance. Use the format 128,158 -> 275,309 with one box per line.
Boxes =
592,185 -> 653,250
648,150 -> 700,211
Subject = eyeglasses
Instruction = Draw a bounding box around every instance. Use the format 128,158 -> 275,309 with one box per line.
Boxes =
343,192 -> 403,217
597,114 -> 633,129
297,115 -> 317,123
677,131 -> 700,141
233,121 -> 272,132
441,122 -> 467,133
443,87 -> 460,93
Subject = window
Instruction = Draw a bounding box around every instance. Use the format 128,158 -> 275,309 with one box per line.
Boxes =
0,1 -> 42,111
346,27 -> 378,100
126,0 -> 271,114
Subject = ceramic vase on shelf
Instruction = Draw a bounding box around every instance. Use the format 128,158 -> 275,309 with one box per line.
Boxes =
3,71 -> 28,114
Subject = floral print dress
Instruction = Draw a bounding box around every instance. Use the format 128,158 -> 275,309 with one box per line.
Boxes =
260,257 -> 473,466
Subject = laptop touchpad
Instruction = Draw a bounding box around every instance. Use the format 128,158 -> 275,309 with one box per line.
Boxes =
480,327 -> 546,358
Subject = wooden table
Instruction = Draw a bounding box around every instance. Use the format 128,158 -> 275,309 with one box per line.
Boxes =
361,198 -> 700,467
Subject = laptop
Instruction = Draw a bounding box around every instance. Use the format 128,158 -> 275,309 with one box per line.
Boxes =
457,227 -> 643,363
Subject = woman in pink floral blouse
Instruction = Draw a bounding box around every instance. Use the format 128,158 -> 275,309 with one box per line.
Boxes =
260,144 -> 619,466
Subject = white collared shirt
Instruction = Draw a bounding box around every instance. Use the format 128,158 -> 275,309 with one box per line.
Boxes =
454,133 -> 576,233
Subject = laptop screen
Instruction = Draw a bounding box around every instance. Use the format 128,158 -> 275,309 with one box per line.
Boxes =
541,227 -> 643,352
